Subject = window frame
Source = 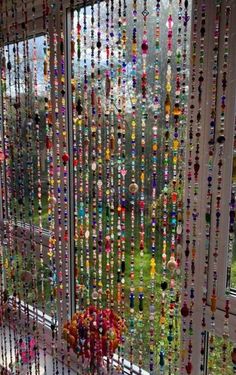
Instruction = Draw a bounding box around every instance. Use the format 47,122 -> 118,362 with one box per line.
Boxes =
0,5 -> 74,372
182,0 -> 236,373
1,0 -> 236,374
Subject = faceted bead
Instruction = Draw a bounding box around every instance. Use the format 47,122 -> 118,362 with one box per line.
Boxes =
141,40 -> 148,53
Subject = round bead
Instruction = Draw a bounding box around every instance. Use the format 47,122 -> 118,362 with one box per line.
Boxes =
181,304 -> 189,317
129,183 -> 139,194
62,153 -> 69,162
92,291 -> 98,301
167,257 -> 177,271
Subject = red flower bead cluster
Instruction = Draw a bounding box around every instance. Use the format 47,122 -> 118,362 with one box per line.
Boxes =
63,306 -> 125,363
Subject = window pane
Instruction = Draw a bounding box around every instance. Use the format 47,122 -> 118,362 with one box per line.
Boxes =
4,35 -> 48,229
71,0 -> 191,372
207,335 -> 235,374
2,35 -> 51,315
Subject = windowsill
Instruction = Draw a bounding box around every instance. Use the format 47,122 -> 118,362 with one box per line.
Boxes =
1,322 -> 150,375
0,326 -> 77,375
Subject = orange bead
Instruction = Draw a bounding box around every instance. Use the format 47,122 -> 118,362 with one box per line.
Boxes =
211,295 -> 217,312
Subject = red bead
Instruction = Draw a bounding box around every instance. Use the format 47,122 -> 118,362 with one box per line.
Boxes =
141,40 -> 148,53
186,362 -> 192,374
181,303 -> 189,317
46,136 -> 52,149
139,201 -> 145,209
62,153 -> 69,163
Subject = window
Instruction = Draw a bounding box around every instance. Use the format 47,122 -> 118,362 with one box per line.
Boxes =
69,0 -> 191,372
1,35 -> 51,315
207,335 -> 235,374
3,36 -> 48,229
0,1 -> 236,375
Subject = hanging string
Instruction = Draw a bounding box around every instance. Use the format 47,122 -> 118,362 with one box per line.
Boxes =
116,0 -> 123,371
129,0 -> 138,372
109,0 -> 116,369
209,3 -> 231,372
180,0 -> 198,373
199,1 -> 221,373
44,1 -> 58,373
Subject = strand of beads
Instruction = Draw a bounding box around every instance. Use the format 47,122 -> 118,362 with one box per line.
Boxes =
82,0 -> 91,364
45,2 -> 58,373
51,0 -> 65,371
121,1 -> 127,372
104,0 -> 114,366
199,2 -> 221,373
128,0 -> 138,371
51,7 -> 63,371
166,1 -> 178,372
149,1 -> 160,373
71,5 -> 85,355
59,0 -> 71,370
33,1 -> 48,372
180,0 -> 198,373
70,0 -> 78,316
185,3 -> 206,374
22,1 -> 40,372
209,4 -> 231,371
89,0 -> 99,324
209,1 -> 230,359
109,0 -> 116,362
73,2 -> 84,320
104,0 -> 111,312
95,0 -> 104,365
116,0 -> 123,371
220,6 -> 231,372
159,1 -> 174,373
174,1 -> 188,372
138,0 -> 148,371
89,2 -> 100,366
172,0 -> 186,372
43,0 -> 53,368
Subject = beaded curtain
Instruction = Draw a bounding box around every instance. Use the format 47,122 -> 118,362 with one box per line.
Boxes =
0,0 -> 235,374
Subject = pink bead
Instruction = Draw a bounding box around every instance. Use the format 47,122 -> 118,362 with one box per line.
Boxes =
170,279 -> 175,288
141,40 -> 148,53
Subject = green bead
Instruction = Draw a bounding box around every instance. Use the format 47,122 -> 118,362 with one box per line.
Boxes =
205,212 -> 211,223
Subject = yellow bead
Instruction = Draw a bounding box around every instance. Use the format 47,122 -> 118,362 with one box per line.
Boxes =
160,316 -> 165,324
75,118 -> 82,126
166,82 -> 171,92
173,139 -> 180,150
